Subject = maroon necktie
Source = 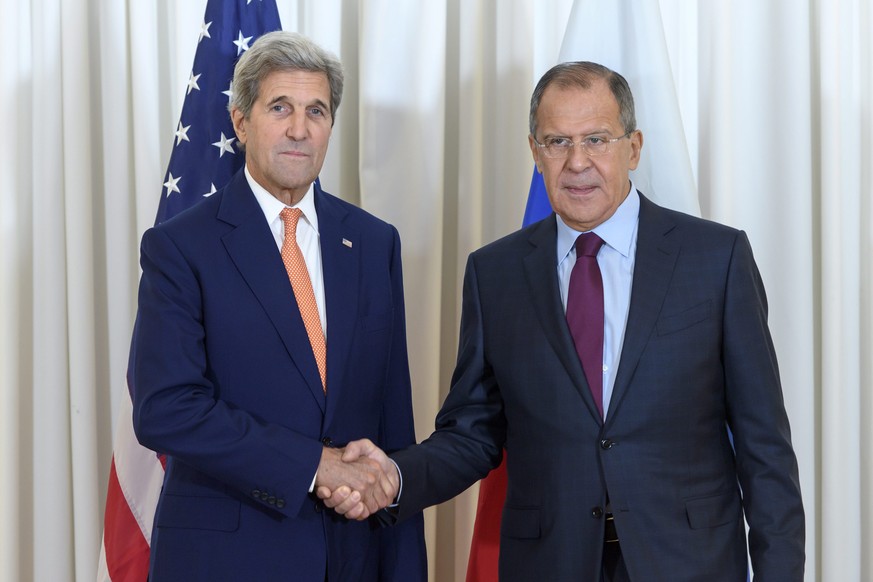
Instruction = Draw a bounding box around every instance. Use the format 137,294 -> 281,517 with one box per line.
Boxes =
566,232 -> 605,417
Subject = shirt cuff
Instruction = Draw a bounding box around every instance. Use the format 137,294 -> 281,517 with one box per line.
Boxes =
388,458 -> 402,507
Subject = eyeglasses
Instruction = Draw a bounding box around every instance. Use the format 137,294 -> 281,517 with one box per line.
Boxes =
532,130 -> 634,159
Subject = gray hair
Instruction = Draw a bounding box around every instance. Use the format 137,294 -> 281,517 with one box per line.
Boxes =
229,31 -> 344,126
529,61 -> 636,137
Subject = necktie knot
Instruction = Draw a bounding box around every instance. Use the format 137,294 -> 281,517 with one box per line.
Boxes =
280,207 -> 302,237
576,232 -> 604,257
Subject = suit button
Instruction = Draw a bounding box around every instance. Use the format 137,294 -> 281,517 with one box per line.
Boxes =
267,496 -> 276,505
600,439 -> 614,450
591,507 -> 604,518
276,499 -> 286,509
251,489 -> 261,499
322,437 -> 333,447
260,491 -> 269,501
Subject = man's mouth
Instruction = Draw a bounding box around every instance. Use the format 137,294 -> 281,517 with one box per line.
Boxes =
563,184 -> 598,195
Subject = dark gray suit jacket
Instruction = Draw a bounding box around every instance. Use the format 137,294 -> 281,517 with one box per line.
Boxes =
393,193 -> 804,581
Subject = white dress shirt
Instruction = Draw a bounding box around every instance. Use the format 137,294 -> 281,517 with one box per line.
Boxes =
245,166 -> 327,336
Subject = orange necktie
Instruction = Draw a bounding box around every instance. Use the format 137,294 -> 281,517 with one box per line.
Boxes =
280,207 -> 326,391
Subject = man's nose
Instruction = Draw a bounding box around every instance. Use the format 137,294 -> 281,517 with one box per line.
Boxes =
285,112 -> 308,140
565,142 -> 593,171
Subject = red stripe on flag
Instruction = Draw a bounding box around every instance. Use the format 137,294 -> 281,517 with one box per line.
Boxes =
103,458 -> 150,581
465,458 -> 507,582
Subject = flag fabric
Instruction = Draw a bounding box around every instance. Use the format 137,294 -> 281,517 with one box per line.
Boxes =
97,2 -> 281,580
557,0 -> 698,216
155,0 -> 282,223
521,167 -> 553,227
465,2 -> 698,580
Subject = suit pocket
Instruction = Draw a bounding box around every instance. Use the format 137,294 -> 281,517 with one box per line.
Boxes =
501,507 -> 541,540
361,310 -> 393,332
155,494 -> 241,532
656,300 -> 712,336
684,490 -> 741,529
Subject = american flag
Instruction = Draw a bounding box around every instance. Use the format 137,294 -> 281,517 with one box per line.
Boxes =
97,1 -> 281,579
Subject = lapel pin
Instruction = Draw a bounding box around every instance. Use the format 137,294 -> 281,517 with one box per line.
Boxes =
342,238 -> 353,248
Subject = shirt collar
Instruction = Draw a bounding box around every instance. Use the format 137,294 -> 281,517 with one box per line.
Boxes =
556,180 -> 640,263
245,165 -> 319,233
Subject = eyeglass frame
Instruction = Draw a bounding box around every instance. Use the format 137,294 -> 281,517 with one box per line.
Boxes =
531,130 -> 636,159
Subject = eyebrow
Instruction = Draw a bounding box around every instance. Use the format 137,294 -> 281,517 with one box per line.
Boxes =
267,95 -> 330,113
543,128 -> 613,138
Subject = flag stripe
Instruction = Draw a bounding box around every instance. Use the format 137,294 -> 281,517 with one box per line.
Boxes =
102,459 -> 151,581
464,458 -> 507,582
112,391 -> 164,543
521,168 -> 552,227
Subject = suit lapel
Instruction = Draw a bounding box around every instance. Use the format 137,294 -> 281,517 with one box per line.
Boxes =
607,195 -> 679,422
217,172 -> 327,412
314,185 -> 359,427
522,217 -> 603,424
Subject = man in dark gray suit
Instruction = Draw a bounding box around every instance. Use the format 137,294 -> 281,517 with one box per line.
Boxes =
322,61 -> 805,582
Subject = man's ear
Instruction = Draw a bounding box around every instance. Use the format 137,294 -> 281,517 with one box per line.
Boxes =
230,107 -> 247,146
528,134 -> 543,174
627,129 -> 643,171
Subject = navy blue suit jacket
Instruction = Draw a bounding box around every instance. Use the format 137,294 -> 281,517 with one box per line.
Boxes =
393,193 -> 804,581
132,169 -> 426,581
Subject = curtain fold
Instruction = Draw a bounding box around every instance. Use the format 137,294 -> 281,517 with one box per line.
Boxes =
0,1 -> 870,580
0,0 -> 29,577
357,3 -> 449,578
815,0 -> 869,579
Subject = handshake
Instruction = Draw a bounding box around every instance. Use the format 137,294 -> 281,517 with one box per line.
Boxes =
314,439 -> 398,520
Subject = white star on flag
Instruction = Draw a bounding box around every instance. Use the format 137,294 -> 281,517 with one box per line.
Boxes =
234,31 -> 253,55
199,21 -> 212,43
163,173 -> 181,197
212,132 -> 236,157
204,183 -> 218,197
222,83 -> 233,101
174,122 -> 191,146
187,72 -> 201,95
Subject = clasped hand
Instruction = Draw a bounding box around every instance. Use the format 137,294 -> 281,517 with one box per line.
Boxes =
315,439 -> 397,520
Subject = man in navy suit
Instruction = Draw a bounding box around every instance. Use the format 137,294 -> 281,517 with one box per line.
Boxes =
325,62 -> 804,581
131,31 -> 425,581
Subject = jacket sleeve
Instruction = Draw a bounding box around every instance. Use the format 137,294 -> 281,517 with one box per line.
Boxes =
722,231 -> 805,580
131,226 -> 323,519
391,253 -> 506,522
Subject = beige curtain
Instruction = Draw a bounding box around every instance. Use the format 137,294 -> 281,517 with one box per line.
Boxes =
0,0 -> 870,580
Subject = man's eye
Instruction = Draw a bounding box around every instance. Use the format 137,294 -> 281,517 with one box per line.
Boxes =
309,107 -> 324,116
547,137 -> 572,148
271,104 -> 287,113
585,136 -> 606,146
